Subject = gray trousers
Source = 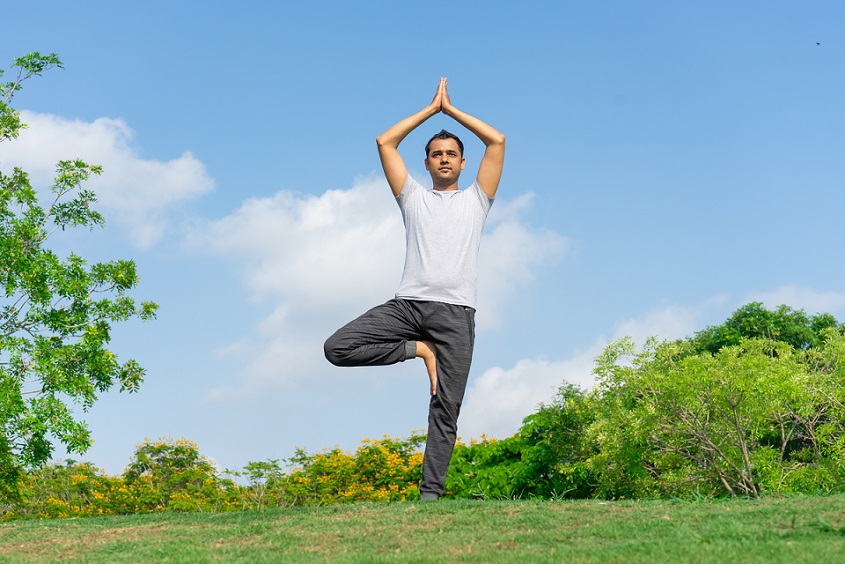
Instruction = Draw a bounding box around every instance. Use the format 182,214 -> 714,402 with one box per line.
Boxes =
324,298 -> 476,499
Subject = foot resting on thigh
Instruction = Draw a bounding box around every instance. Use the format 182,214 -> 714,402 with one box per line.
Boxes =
416,340 -> 438,396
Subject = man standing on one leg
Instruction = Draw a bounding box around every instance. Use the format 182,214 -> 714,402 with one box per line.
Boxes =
324,78 -> 505,500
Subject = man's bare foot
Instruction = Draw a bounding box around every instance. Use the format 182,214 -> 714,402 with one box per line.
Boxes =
416,340 -> 438,396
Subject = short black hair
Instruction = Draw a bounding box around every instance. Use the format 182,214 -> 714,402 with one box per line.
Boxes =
425,129 -> 464,157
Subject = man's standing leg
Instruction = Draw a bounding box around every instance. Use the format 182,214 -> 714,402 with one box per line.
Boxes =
417,302 -> 476,500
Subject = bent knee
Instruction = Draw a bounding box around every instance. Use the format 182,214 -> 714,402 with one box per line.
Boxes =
323,336 -> 346,366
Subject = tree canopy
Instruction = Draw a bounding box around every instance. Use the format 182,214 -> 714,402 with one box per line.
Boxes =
1,52 -> 157,500
690,301 -> 842,354
448,303 -> 845,500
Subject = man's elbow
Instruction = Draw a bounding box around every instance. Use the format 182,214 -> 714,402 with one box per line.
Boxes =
489,133 -> 506,148
376,134 -> 392,149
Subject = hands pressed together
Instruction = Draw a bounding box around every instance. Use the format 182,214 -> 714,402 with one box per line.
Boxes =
377,76 -> 504,198
429,77 -> 455,116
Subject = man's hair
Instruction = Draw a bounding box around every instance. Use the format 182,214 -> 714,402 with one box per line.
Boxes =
425,129 -> 464,157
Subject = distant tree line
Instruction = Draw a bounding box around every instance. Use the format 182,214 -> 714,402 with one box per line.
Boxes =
460,302 -> 845,501
3,303 -> 844,519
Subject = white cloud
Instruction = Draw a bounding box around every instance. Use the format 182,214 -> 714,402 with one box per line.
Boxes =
186,176 -> 404,313
610,294 -> 730,345
477,193 -> 569,329
459,349 -> 601,441
459,299 -> 724,441
2,110 -> 213,247
188,178 -> 567,397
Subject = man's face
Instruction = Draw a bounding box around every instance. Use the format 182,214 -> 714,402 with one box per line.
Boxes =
425,138 -> 465,188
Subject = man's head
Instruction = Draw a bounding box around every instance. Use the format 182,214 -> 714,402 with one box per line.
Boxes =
425,129 -> 464,158
424,130 -> 466,189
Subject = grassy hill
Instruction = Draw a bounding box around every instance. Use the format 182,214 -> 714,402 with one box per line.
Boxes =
1,494 -> 844,562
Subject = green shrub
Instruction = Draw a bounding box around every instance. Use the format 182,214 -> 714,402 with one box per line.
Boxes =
586,330 -> 845,499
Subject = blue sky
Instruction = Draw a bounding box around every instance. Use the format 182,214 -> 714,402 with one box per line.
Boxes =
4,1 -> 844,475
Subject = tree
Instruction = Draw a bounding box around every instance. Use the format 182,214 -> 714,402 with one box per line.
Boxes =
587,331 -> 845,499
691,302 -> 841,354
0,52 -> 157,499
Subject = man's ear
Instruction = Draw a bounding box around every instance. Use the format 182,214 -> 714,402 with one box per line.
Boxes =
424,158 -> 431,171
460,157 -> 466,170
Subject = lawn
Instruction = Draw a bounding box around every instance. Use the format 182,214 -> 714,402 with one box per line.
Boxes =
1,494 -> 844,562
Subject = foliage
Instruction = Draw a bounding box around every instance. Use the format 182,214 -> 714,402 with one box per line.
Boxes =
3,302 -> 845,517
283,433 -> 425,504
3,438 -> 241,520
0,52 -> 62,143
122,438 -> 238,513
587,330 -> 845,499
224,459 -> 287,510
691,301 -> 842,354
7,460 -> 117,519
2,435 -> 426,519
446,384 -> 596,499
516,384 -> 597,498
0,52 -> 158,499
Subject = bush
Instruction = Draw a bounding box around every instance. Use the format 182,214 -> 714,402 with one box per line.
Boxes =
283,433 -> 425,505
586,331 -> 845,499
122,437 -> 239,512
447,384 -> 596,500
3,438 -> 240,520
5,303 -> 843,517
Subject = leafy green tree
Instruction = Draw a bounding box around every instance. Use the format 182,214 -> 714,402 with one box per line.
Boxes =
587,331 -> 845,499
225,459 -> 287,510
0,52 -> 158,499
691,302 -> 841,354
585,337 -> 665,499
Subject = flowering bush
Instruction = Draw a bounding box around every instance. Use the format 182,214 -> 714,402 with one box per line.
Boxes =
7,305 -> 843,522
10,461 -> 116,519
122,437 -> 238,512
283,433 -> 425,505
2,438 -> 240,520
2,434 -> 428,519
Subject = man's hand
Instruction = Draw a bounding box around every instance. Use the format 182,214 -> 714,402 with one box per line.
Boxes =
377,79 -> 445,196
434,78 -> 506,198
377,77 -> 504,198
430,78 -> 445,113
439,77 -> 455,116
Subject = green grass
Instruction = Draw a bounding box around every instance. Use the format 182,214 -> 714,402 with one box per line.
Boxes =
1,494 -> 844,562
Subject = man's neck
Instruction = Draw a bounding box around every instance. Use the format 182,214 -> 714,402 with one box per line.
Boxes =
432,181 -> 459,191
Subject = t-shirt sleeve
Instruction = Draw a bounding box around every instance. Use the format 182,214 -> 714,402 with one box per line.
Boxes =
395,174 -> 420,208
470,180 -> 494,214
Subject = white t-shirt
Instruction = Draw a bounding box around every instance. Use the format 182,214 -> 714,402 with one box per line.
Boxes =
394,175 -> 493,309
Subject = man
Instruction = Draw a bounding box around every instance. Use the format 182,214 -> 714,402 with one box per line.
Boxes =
324,78 -> 505,500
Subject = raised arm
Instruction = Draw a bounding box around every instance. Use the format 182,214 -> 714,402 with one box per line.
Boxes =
376,82 -> 443,197
441,79 -> 506,199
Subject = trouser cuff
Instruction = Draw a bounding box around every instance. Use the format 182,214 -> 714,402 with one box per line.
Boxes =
404,340 -> 416,361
